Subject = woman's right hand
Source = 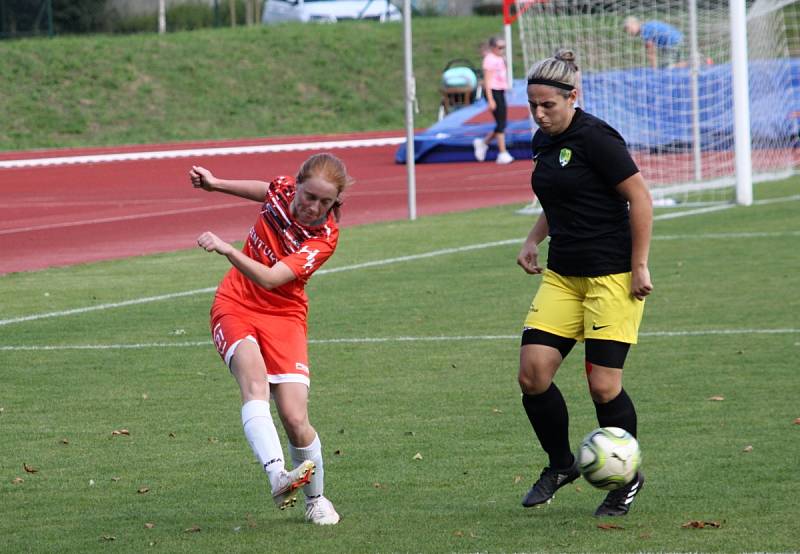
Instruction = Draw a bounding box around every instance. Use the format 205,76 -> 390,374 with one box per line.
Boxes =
517,241 -> 543,274
190,166 -> 218,191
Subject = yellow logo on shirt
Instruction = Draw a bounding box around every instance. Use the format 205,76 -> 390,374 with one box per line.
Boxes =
559,148 -> 572,167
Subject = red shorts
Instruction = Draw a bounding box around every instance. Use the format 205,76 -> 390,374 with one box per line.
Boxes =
210,300 -> 310,386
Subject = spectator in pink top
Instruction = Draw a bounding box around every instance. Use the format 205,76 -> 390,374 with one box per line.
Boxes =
473,36 -> 514,165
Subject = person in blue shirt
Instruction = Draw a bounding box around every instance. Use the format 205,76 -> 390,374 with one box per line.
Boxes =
624,16 -> 683,69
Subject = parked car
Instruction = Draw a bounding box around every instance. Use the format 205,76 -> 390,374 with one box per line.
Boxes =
262,0 -> 402,24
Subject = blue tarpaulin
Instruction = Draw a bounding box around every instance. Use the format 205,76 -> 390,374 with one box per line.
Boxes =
396,59 -> 800,164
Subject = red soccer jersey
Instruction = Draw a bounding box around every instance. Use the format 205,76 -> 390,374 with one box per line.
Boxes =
213,176 -> 339,321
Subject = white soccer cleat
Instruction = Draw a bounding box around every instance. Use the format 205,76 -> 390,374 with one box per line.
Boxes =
272,460 -> 315,510
515,200 -> 542,215
305,496 -> 340,525
473,138 -> 488,162
496,151 -> 514,165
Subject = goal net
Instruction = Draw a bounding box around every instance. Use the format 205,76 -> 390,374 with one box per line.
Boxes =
513,0 -> 799,205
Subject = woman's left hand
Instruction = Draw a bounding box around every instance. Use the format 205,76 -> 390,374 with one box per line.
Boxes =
197,231 -> 233,256
631,266 -> 653,300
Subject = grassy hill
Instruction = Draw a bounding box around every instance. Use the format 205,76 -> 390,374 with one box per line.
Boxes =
0,17 -> 525,151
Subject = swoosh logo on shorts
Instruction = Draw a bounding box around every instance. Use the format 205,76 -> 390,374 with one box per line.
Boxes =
592,324 -> 611,330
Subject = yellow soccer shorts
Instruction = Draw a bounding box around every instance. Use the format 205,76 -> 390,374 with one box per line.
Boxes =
523,269 -> 645,344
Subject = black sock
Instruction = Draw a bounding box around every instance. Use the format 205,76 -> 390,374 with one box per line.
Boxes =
522,383 -> 574,470
594,388 -> 637,438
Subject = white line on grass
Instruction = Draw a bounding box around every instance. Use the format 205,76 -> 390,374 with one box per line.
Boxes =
0,137 -> 406,169
0,239 -> 520,327
2,195 -> 798,328
1,328 -> 797,352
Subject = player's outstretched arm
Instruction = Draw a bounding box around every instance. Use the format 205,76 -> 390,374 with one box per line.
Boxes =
197,231 -> 296,289
616,172 -> 653,300
190,166 -> 269,202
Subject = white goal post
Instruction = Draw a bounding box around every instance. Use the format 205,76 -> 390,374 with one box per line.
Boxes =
511,0 -> 799,206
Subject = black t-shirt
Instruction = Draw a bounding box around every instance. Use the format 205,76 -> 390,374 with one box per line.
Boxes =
531,109 -> 639,277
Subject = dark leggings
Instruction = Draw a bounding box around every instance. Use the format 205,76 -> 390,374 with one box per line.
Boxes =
490,89 -> 507,133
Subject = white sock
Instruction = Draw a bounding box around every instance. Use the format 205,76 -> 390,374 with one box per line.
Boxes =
241,400 -> 285,491
289,434 -> 324,500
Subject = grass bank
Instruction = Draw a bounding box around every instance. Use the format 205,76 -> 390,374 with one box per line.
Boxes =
0,17 -> 524,151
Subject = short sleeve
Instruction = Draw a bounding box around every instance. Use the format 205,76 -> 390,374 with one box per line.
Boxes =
584,123 -> 639,188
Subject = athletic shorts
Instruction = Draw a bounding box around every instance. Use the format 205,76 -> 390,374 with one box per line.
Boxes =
210,300 -> 310,387
491,89 -> 507,133
523,269 -> 645,344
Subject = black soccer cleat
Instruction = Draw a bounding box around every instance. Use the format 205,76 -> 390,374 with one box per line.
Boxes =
521,459 -> 580,507
594,471 -> 645,517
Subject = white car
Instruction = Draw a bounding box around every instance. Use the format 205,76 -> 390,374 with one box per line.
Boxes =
262,0 -> 402,24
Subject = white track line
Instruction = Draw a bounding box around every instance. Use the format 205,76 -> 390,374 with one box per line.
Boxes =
0,201 -> 247,236
1,328 -> 797,352
0,137 -> 406,169
1,195 -> 798,328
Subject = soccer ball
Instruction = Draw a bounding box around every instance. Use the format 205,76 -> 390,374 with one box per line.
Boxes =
577,427 -> 641,491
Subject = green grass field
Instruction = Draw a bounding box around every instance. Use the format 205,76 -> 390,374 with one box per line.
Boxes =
2,178 -> 799,553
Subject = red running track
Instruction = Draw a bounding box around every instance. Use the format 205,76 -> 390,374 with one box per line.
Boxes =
0,132 -> 534,274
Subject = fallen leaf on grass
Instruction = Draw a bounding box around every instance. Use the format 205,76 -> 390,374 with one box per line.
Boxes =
707,395 -> 725,401
169,432 -> 176,438
207,437 -> 218,443
184,525 -> 201,533
144,522 -> 155,529
794,417 -> 800,425
373,482 -> 385,489
513,475 -> 524,484
413,452 -> 423,460
23,463 -> 38,473
597,523 -> 624,530
11,477 -> 24,484
492,407 -> 503,414
111,477 -> 120,482
100,535 -> 116,541
111,429 -> 130,437
61,438 -> 70,445
682,520 -> 722,529
742,445 -> 753,452
137,486 -> 150,494
334,449 -> 343,456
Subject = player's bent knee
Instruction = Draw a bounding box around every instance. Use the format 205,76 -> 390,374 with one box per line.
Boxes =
518,363 -> 554,395
587,380 -> 621,404
518,372 -> 550,395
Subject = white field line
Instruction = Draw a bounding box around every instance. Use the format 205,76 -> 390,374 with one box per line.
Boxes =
1,328 -> 798,352
0,137 -> 406,169
0,239 -> 521,327
1,195 -> 798,328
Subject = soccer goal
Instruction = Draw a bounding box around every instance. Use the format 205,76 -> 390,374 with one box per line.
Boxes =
512,0 -> 799,206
